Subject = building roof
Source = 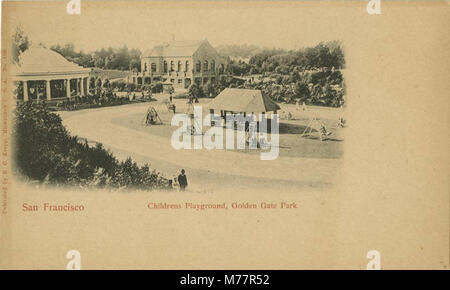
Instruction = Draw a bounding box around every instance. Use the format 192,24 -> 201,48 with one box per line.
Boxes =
13,46 -> 90,76
143,40 -> 206,58
208,88 -> 280,113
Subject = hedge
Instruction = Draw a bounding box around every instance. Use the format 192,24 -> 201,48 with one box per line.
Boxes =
14,102 -> 170,190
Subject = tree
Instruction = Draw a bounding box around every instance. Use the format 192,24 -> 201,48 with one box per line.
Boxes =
294,79 -> 310,100
12,26 -> 30,63
51,44 -> 143,71
203,81 -> 217,98
78,52 -> 94,67
327,41 -> 345,69
218,77 -> 230,92
226,61 -> 252,76
128,48 -> 141,72
188,83 -> 204,99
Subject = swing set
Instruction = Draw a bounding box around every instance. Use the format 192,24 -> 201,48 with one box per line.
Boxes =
142,106 -> 162,126
301,116 -> 333,141
185,102 -> 202,135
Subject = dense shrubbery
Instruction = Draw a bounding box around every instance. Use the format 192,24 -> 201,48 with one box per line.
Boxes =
109,80 -> 128,92
53,94 -> 135,111
186,78 -> 231,100
14,102 -> 170,190
258,70 -> 345,107
221,41 -> 346,107
51,44 -> 142,71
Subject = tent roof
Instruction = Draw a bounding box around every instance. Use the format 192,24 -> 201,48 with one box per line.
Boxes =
208,88 -> 280,113
13,46 -> 90,76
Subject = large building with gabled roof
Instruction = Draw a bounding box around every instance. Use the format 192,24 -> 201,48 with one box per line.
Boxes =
131,39 -> 228,89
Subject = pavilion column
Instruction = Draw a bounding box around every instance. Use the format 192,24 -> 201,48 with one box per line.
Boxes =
23,81 -> 29,101
66,79 -> 71,99
261,112 -> 265,130
210,109 -> 214,126
86,77 -> 90,95
46,80 -> 51,100
80,77 -> 85,96
76,78 -> 80,95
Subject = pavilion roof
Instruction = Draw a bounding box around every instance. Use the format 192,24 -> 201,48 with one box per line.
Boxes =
13,46 -> 90,76
208,88 -> 280,113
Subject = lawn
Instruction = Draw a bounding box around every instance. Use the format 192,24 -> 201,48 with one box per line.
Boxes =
110,99 -> 345,159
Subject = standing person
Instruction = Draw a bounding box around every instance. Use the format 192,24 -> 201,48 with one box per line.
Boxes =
178,169 -> 188,191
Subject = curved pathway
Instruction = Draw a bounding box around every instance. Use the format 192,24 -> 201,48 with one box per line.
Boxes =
60,100 -> 341,192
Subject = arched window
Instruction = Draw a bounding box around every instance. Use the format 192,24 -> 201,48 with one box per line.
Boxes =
196,61 -> 201,72
151,63 -> 156,72
170,61 -> 174,72
177,61 -> 182,72
144,63 -> 147,72
219,64 -> 225,74
185,61 -> 190,72
203,60 -> 209,72
163,61 -> 168,73
211,60 -> 215,72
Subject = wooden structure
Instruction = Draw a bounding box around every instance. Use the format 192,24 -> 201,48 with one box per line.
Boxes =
142,106 -> 162,125
208,88 -> 280,127
301,117 -> 333,141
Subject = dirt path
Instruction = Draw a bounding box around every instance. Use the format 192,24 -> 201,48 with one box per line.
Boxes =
60,100 -> 342,193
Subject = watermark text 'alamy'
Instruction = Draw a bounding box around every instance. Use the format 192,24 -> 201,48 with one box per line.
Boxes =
171,106 -> 279,161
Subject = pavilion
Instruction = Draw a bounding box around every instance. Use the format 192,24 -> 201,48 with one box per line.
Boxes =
12,46 -> 91,102
208,88 -> 280,118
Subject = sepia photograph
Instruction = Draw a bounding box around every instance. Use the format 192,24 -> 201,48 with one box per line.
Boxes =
9,7 -> 346,194
0,0 -> 448,272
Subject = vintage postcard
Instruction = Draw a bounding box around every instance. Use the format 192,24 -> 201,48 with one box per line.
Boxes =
0,0 -> 448,270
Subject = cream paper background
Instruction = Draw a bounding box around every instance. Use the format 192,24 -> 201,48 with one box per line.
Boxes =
0,0 -> 449,269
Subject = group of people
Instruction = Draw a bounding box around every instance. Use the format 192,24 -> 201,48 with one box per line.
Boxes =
128,90 -> 153,102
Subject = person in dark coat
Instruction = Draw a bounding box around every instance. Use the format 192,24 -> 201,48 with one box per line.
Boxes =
178,169 -> 188,191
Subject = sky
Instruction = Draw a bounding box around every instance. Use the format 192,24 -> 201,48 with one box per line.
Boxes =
5,0 -> 360,53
